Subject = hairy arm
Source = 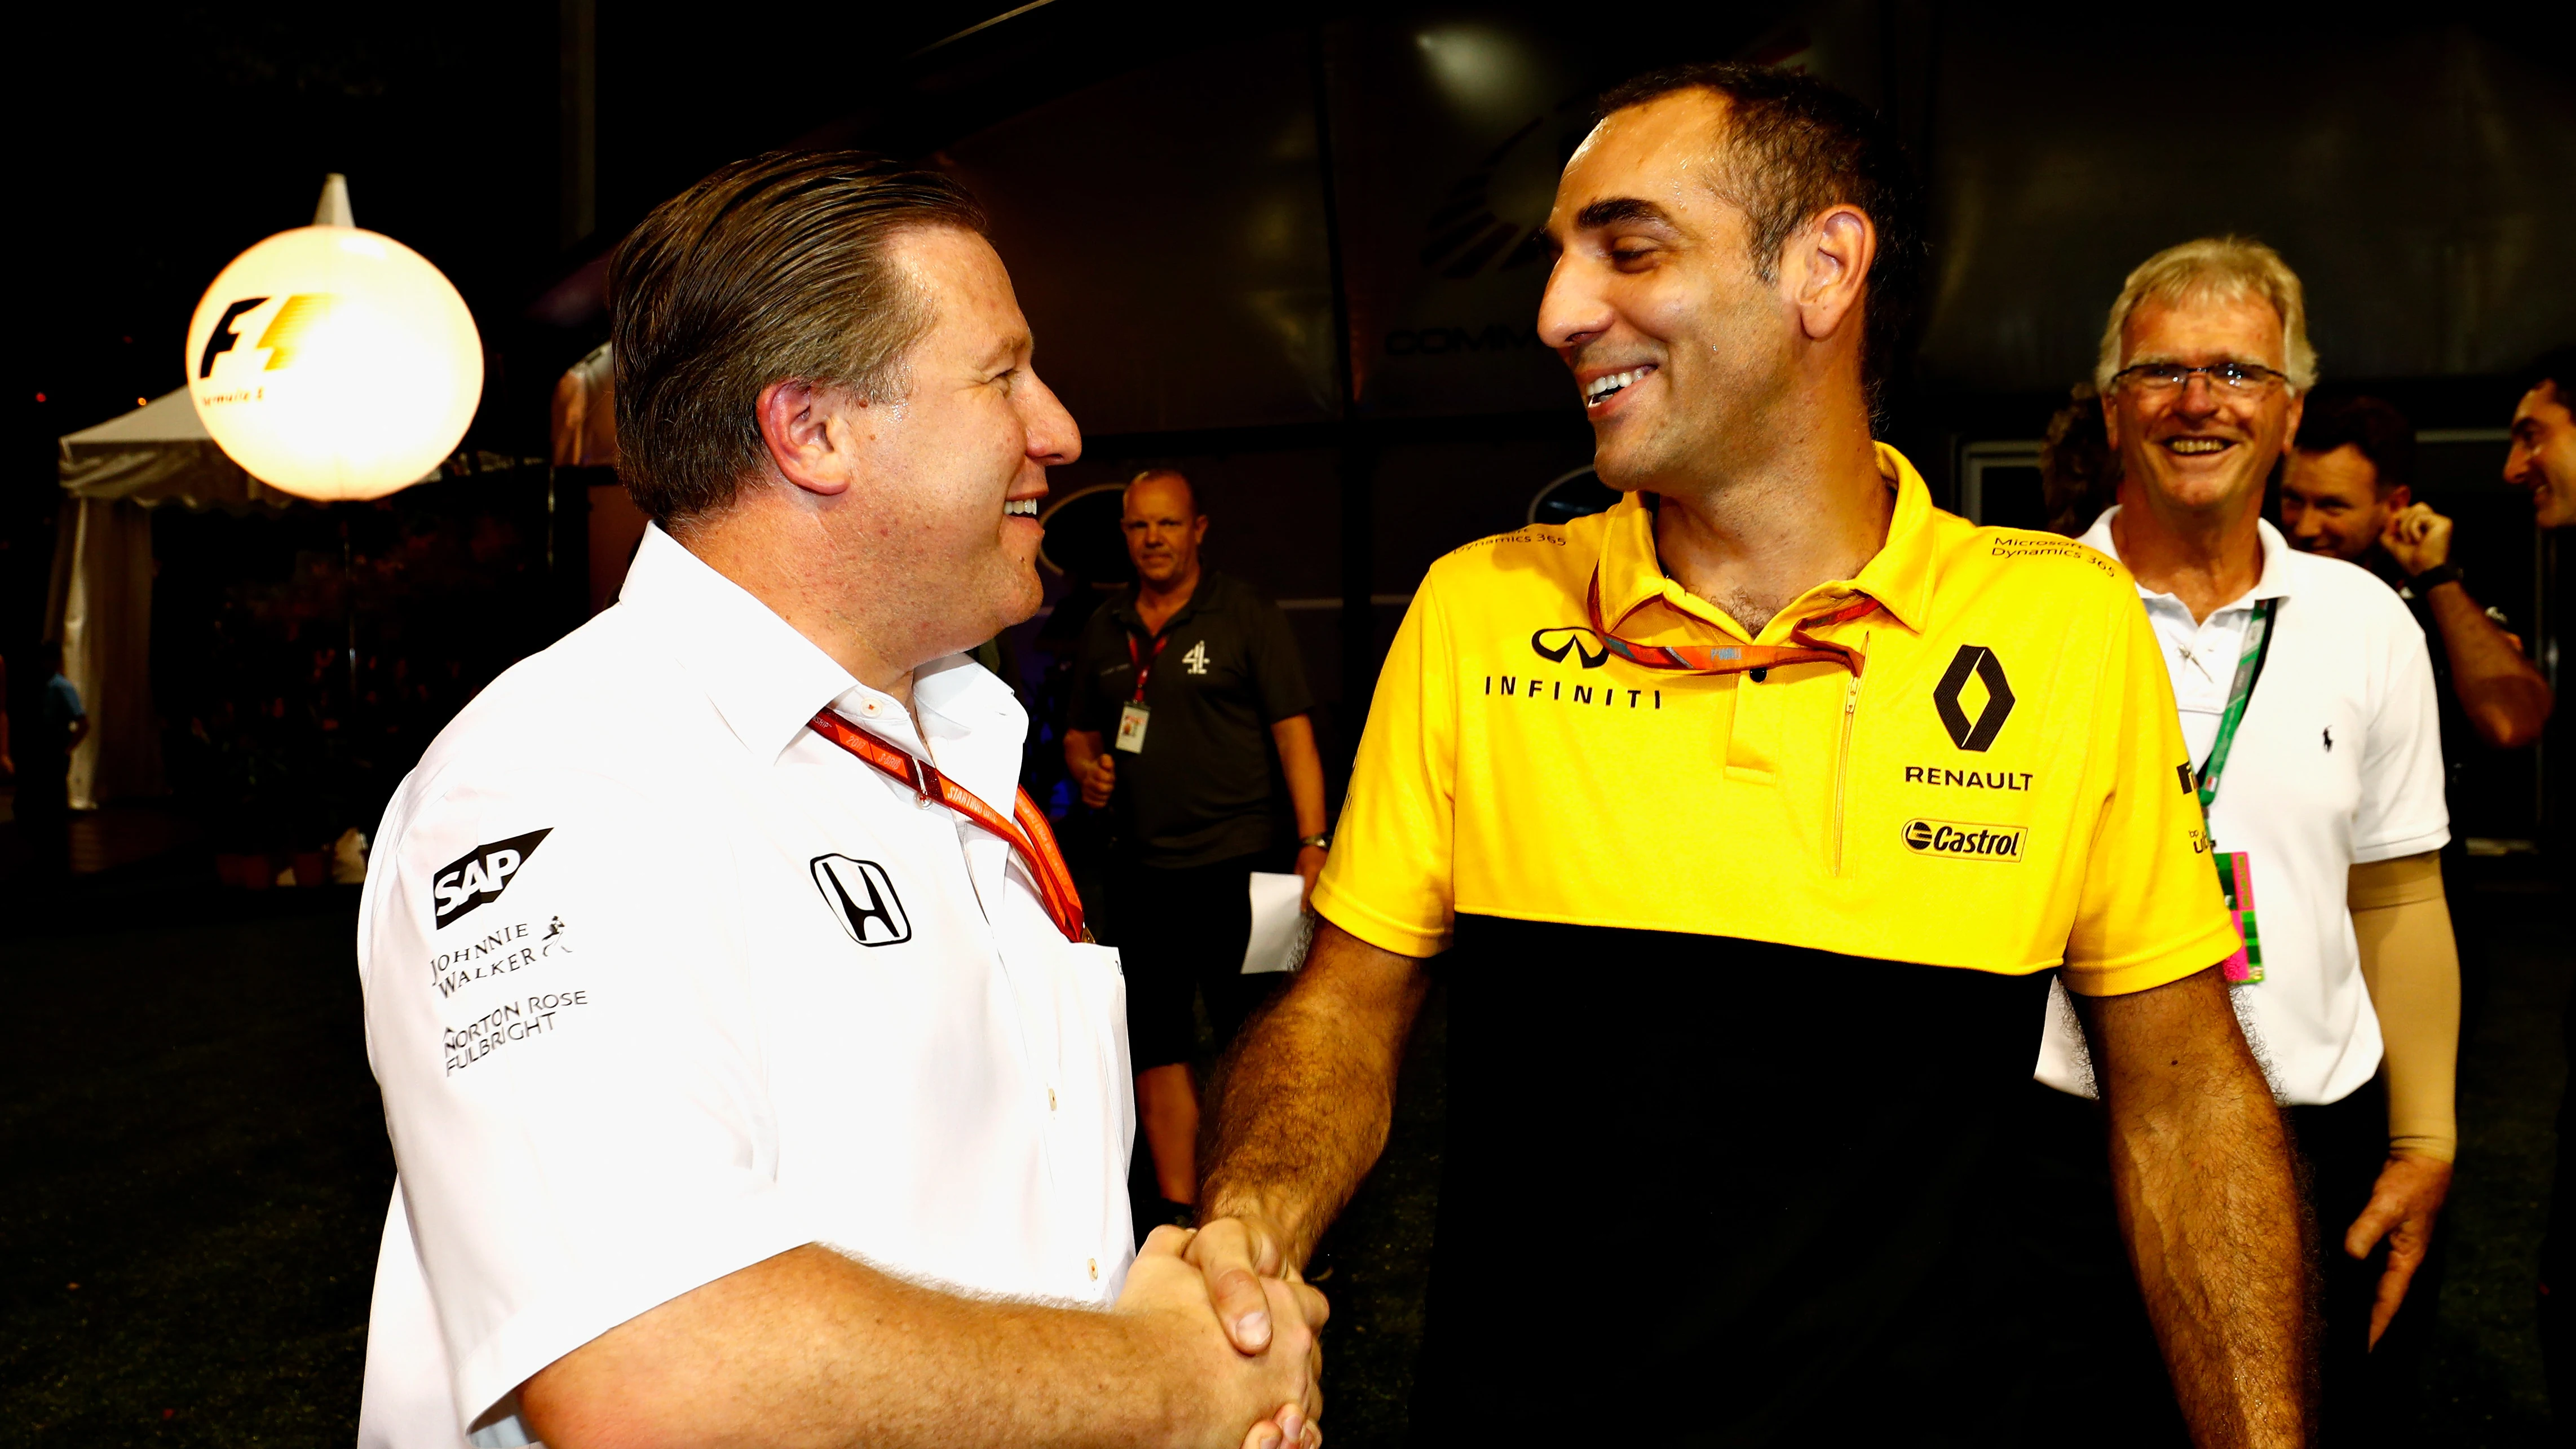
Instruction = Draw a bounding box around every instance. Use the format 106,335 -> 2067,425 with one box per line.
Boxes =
2345,851 -> 2459,1344
520,1231 -> 1323,1449
2080,965 -> 2313,1447
1192,922 -> 1432,1350
2419,581 -> 2552,748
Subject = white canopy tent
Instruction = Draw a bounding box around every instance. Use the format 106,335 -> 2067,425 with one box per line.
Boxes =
46,389 -> 302,809
57,387 -> 299,513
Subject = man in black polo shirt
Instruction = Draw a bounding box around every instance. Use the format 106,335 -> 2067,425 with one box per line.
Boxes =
2282,391 -> 2552,759
1064,469 -> 1330,1221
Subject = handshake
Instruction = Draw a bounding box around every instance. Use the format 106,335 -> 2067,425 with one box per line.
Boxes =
1114,1211 -> 1325,1449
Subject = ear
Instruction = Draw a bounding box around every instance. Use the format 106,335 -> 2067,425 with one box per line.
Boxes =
755,378 -> 858,498
2278,391 -> 2307,457
2384,483 -> 2411,511
2101,389 -> 2123,452
1190,513 -> 1210,545
1787,204 -> 1876,346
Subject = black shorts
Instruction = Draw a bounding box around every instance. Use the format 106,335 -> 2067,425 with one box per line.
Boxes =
1108,854 -> 1284,1070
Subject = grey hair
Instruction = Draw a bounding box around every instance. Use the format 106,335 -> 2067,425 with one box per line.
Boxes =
2094,235 -> 2318,393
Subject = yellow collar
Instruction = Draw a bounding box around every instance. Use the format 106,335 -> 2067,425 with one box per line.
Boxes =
1594,442 -> 1937,639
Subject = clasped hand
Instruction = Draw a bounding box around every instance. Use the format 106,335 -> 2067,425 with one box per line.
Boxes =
1116,1223 -> 1326,1448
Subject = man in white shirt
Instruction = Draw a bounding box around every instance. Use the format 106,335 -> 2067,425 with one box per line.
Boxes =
356,151 -> 1322,1449
2031,236 -> 2459,1444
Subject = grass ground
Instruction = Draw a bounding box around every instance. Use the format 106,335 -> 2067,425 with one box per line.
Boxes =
0,854 -> 2562,1445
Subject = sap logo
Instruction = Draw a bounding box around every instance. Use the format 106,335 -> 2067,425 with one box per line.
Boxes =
1902,818 -> 2026,861
434,829 -> 553,928
1530,627 -> 1609,669
1932,644 -> 2016,751
811,855 -> 913,947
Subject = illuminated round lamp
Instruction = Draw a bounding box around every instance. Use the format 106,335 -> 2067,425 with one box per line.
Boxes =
184,180 -> 481,501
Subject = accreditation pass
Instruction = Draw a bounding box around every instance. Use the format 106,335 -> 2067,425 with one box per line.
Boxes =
1115,702 -> 1151,754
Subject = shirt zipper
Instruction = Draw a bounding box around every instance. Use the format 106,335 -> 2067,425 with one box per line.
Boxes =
1831,636 -> 1868,876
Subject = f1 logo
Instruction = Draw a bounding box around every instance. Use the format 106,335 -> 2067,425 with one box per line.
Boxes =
198,298 -> 269,378
811,855 -> 912,947
1932,644 -> 2016,752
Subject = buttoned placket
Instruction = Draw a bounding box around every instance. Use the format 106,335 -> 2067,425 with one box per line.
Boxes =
2138,595 -> 2256,767
832,684 -> 1076,1229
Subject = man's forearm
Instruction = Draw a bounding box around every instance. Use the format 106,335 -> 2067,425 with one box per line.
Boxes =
1269,715 -> 1329,840
2350,854 -> 2459,1161
2085,968 -> 2314,1447
2424,581 -> 2553,748
1064,729 -> 1104,775
524,1244 -> 1275,1449
1200,922 -> 1429,1265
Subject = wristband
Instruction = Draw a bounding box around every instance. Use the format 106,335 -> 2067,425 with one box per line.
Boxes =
1300,834 -> 1331,851
2405,562 -> 2462,594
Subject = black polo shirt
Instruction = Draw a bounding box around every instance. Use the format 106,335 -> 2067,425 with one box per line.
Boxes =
1068,571 -> 1314,869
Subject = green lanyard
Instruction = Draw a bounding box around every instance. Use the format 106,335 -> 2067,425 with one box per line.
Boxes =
2194,598 -> 2279,812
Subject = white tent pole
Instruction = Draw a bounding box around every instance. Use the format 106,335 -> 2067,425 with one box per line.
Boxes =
315,174 -> 354,228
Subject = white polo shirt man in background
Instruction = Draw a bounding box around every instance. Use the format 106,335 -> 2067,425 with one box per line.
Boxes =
356,151 -> 1322,1449
2031,237 -> 2458,1445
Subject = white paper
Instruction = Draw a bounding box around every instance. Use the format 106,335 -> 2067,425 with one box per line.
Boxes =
1241,871 -> 1312,974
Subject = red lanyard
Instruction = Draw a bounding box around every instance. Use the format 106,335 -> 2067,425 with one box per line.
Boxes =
1125,630 -> 1171,702
806,709 -> 1088,943
1584,568 -> 1881,677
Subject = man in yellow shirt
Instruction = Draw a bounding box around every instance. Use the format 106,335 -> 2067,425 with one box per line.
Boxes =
1187,64 -> 2314,1443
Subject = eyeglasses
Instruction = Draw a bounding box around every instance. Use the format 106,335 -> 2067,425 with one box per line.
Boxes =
2111,361 -> 2288,395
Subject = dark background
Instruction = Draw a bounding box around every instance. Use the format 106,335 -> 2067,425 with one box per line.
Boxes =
19,0 -> 2573,840
8,2 -> 2573,1443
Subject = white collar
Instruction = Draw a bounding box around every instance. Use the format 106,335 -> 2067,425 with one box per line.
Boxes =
615,525 -> 1026,811
2080,505 -> 2294,613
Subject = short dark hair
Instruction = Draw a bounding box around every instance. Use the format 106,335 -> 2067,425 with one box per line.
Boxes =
2522,344 -> 2576,405
1593,63 -> 1927,425
2294,391 -> 2415,494
608,150 -> 988,531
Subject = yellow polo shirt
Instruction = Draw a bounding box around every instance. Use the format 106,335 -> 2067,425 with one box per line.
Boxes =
1313,443 -> 2235,995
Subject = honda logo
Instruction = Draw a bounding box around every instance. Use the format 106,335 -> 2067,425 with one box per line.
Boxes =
811,855 -> 912,947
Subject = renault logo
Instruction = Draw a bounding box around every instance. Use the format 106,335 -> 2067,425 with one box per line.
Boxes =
1932,644 -> 2014,752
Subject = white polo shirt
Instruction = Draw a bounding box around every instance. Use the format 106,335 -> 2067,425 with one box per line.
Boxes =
355,525 -> 1134,1449
2036,510 -> 2447,1107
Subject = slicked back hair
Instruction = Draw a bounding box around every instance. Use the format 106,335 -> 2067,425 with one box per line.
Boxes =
608,150 -> 988,531
1593,63 -> 1927,426
2095,236 -> 2318,394
2294,392 -> 2415,495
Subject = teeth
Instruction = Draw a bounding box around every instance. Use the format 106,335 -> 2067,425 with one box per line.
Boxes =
2166,438 -> 2230,454
1585,368 -> 1646,403
1005,498 -> 1038,516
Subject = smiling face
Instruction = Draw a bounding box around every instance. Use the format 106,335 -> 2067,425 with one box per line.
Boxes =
1536,90 -> 1804,492
835,227 -> 1078,647
2281,444 -> 2402,562
2506,382 -> 2576,531
2105,293 -> 2303,521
